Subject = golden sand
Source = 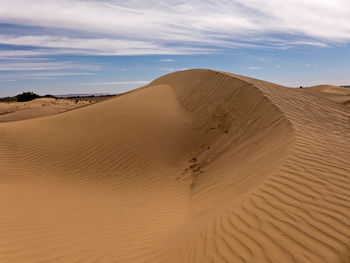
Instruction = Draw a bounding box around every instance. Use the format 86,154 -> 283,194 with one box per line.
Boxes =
0,70 -> 349,262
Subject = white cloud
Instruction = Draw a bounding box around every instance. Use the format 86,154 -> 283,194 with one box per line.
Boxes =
0,35 -> 213,56
249,66 -> 262,70
160,59 -> 175,62
288,41 -> 329,48
0,62 -> 68,71
0,61 -> 100,71
0,0 -> 349,56
305,64 -> 318,68
0,50 -> 49,58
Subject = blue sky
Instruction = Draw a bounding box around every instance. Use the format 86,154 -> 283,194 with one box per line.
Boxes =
0,0 -> 350,96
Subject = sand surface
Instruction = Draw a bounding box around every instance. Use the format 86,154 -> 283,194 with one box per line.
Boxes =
0,69 -> 349,262
0,98 -> 94,122
305,85 -> 350,105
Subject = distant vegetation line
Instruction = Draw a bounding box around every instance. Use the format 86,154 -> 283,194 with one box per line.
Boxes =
0,91 -> 117,103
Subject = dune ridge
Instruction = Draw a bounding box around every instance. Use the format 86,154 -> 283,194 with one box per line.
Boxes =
0,69 -> 349,262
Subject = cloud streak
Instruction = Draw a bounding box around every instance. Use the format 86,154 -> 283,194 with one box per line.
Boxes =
0,61 -> 101,71
0,35 -> 213,56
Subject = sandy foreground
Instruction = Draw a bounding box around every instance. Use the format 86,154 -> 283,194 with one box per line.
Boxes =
0,69 -> 349,263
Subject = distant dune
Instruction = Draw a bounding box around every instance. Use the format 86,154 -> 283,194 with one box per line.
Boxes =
305,85 -> 350,105
0,69 -> 349,263
0,98 -> 92,122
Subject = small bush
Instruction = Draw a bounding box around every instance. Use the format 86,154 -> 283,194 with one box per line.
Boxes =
42,94 -> 56,99
16,92 -> 40,102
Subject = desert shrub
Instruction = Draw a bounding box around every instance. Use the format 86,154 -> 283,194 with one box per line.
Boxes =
0,96 -> 17,102
42,94 -> 56,99
16,92 -> 40,102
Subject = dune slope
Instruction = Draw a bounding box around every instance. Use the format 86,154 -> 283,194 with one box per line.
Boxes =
0,69 -> 349,263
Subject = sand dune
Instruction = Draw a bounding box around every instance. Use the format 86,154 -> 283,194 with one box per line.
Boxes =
305,85 -> 350,105
0,98 -> 94,123
0,69 -> 349,263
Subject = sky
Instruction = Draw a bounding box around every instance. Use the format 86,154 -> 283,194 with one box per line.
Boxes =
0,0 -> 350,96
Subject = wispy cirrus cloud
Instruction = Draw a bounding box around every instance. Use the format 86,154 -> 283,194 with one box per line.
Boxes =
160,59 -> 175,62
0,50 -> 51,58
0,35 -> 213,56
0,61 -> 101,71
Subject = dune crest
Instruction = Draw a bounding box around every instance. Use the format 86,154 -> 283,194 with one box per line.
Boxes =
0,69 -> 349,262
